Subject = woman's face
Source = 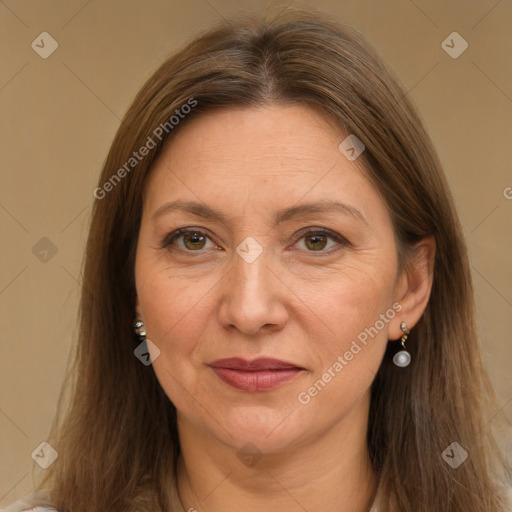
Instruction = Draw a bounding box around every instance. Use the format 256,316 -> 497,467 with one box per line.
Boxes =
135,104 -> 403,454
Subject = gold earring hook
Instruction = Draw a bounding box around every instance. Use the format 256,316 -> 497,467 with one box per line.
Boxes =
400,321 -> 409,348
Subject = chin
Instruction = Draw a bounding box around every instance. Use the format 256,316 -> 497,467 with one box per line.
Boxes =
210,404 -> 318,455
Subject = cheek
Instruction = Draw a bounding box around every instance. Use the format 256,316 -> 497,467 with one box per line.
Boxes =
299,253 -> 398,351
336,270 -> 394,334
137,269 -> 214,349
135,266 -> 216,413
294,276 -> 395,415
297,263 -> 399,416
135,258 -> 222,402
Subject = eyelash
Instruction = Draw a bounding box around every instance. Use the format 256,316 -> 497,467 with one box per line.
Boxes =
161,227 -> 350,256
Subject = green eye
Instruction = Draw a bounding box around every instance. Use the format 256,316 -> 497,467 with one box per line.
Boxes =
162,229 -> 214,251
294,229 -> 347,253
182,231 -> 208,250
304,233 -> 329,251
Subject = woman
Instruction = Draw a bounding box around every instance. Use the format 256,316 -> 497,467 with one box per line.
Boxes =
7,7 -> 510,512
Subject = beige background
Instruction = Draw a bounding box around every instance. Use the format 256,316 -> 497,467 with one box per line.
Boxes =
1,0 -> 511,506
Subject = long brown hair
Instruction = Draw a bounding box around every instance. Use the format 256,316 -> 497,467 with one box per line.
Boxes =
36,7 -> 509,511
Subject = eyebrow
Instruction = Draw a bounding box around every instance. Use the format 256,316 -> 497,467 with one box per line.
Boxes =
151,199 -> 368,227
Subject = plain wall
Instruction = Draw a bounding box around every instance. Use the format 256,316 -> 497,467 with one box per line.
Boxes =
1,0 -> 511,505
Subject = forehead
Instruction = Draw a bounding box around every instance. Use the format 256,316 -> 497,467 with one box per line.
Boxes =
155,104 -> 344,174
142,104 -> 387,227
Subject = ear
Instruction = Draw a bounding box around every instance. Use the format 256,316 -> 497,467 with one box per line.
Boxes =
389,236 -> 436,340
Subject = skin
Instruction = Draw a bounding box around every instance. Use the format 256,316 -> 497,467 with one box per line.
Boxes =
134,104 -> 435,512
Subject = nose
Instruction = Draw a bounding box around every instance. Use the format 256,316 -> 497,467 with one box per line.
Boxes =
218,244 -> 289,336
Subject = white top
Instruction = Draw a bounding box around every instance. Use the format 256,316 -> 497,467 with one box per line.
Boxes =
1,499 -> 55,512
3,508 -> 56,512
1,500 -> 57,512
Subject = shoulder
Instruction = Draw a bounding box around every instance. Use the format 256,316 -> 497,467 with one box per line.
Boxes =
1,496 -> 58,512
506,484 -> 512,511
6,509 -> 56,512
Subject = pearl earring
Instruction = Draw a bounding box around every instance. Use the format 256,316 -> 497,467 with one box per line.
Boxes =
393,321 -> 411,367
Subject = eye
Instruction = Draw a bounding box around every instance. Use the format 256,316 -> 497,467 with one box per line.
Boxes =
162,227 -> 349,255
162,228 -> 217,252
293,228 -> 348,254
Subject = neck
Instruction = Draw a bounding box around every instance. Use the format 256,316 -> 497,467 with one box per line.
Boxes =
176,392 -> 377,512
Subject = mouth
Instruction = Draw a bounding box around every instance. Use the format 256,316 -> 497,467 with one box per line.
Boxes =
207,357 -> 305,392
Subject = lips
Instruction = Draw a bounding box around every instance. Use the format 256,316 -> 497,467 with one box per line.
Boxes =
208,357 -> 305,392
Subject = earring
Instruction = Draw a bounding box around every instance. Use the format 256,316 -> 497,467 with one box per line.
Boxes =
133,319 -> 146,341
393,321 -> 411,367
